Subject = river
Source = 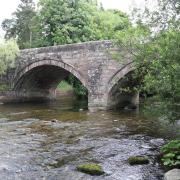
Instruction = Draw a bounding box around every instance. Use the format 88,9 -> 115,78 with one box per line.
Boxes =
0,96 -> 179,180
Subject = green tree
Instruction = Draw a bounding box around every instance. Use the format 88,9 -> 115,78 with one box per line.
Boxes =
38,0 -> 130,45
38,0 -> 99,46
131,0 -> 179,31
93,9 -> 130,40
0,39 -> 19,75
1,0 -> 38,49
115,0 -> 180,100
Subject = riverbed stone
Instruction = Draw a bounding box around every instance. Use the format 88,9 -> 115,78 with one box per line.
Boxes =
128,156 -> 149,165
164,169 -> 180,180
77,163 -> 104,176
150,138 -> 165,146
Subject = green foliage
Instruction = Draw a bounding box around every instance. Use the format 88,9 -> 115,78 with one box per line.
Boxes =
0,83 -> 9,91
115,0 -> 180,100
77,163 -> 104,175
92,9 -> 130,40
141,30 -> 180,99
1,0 -> 40,49
38,0 -> 97,45
128,156 -> 149,165
57,77 -> 87,98
57,81 -> 73,92
161,140 -> 180,168
38,0 -> 130,46
135,0 -> 180,31
0,39 -> 19,74
67,75 -> 88,98
2,0 -> 130,48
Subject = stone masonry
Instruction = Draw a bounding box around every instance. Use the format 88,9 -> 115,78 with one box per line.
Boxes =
1,40 -> 138,111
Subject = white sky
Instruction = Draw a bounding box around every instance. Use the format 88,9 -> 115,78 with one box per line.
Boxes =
0,0 -> 147,37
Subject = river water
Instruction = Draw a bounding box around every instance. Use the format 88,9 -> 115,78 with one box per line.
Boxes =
0,96 -> 179,180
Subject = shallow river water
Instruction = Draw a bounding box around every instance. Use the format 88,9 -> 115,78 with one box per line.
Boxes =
0,96 -> 179,180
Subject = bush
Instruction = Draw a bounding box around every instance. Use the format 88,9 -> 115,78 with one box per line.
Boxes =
0,39 -> 19,75
67,75 -> 88,98
161,140 -> 180,168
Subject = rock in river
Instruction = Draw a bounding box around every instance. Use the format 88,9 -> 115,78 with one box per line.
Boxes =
164,169 -> 180,180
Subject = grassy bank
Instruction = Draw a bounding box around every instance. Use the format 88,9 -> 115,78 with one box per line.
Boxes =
57,81 -> 73,92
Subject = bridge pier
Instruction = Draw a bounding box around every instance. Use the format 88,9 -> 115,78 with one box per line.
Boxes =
88,94 -> 108,111
88,92 -> 139,111
107,91 -> 139,110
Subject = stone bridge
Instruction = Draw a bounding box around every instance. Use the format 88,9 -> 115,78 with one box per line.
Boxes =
1,40 -> 139,111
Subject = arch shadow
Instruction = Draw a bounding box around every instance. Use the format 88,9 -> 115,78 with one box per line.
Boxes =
106,62 -> 139,109
13,59 -> 87,90
12,59 -> 88,103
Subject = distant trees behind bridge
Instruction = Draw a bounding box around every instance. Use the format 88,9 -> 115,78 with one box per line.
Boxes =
1,0 -> 130,49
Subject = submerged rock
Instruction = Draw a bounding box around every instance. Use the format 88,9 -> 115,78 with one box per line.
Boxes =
164,169 -> 180,180
77,163 -> 104,175
128,156 -> 149,165
150,138 -> 165,147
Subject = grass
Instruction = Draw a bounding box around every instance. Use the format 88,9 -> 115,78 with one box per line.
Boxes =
57,81 -> 73,92
0,83 -> 9,91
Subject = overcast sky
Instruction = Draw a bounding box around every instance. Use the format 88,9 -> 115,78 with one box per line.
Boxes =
0,0 -> 147,37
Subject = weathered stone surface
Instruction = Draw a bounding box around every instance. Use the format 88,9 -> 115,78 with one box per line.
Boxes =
0,40 -> 138,110
164,169 -> 180,180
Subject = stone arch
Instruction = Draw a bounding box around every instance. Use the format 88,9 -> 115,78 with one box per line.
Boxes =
13,59 -> 88,91
106,62 -> 139,109
107,62 -> 134,94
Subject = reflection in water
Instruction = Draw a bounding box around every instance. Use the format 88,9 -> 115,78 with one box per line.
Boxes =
0,96 -> 179,180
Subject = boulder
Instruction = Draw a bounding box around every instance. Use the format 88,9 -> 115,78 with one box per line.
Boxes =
164,169 -> 180,180
128,156 -> 149,165
77,163 -> 104,176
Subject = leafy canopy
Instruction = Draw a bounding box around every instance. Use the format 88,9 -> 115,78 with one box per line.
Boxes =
0,39 -> 19,74
115,0 -> 180,100
2,0 -> 37,49
38,0 -> 130,46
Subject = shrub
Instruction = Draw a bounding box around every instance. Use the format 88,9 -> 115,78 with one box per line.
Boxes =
161,140 -> 180,168
0,39 -> 19,75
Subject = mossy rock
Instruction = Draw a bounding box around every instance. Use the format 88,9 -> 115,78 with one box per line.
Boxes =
77,163 -> 104,176
128,156 -> 149,165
